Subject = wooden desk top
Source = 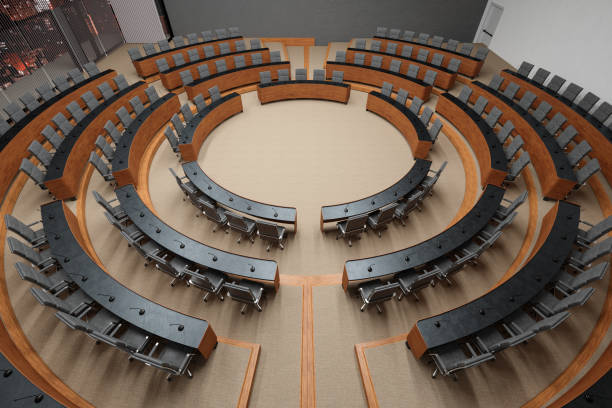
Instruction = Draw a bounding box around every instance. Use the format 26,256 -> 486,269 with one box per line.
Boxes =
257,80 -> 351,104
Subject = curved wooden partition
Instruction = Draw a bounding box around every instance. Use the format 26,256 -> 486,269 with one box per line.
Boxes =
324,62 -> 432,101
160,48 -> 271,90
467,82 -> 577,200
373,36 -> 484,78
44,81 -> 148,200
499,69 -> 612,185
345,48 -> 457,90
112,93 -> 180,187
436,92 -> 508,186
184,62 -> 290,100
132,36 -> 243,78
257,80 -> 351,104
365,91 -> 432,159
406,201 -> 580,358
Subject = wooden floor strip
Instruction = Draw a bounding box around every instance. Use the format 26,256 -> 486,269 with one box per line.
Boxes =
300,280 -> 316,408
217,336 -> 261,408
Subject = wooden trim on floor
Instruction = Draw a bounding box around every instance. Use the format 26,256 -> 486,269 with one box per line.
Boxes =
260,38 -> 315,47
304,46 -> 310,79
323,43 -> 331,70
300,281 -> 316,408
137,125 -> 169,212
217,336 -> 261,408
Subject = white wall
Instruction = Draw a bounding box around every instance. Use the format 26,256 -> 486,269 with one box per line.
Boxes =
485,0 -> 612,105
109,0 -> 166,43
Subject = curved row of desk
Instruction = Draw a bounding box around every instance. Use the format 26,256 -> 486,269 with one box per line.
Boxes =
499,69 -> 612,184
44,81 -> 148,199
257,80 -> 351,104
184,62 -> 291,100
115,184 -> 280,290
132,36 -> 243,79
112,93 -> 180,187
160,48 -> 271,90
373,36 -> 484,78
325,62 -> 432,101
435,92 -> 508,187
467,81 -> 577,200
345,48 -> 457,90
342,184 -> 505,289
406,200 -> 580,358
0,69 -> 118,204
41,200 -> 217,357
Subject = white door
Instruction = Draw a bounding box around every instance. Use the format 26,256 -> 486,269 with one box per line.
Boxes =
476,2 -> 504,46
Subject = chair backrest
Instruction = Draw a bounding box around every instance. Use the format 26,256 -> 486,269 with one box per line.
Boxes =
270,50 -> 281,63
97,82 -> 114,101
83,62 -> 99,77
201,30 -> 214,41
230,26 -> 241,36
208,85 -> 221,102
295,68 -> 307,80
104,120 -> 122,144
251,53 -> 262,65
28,140 -> 52,167
368,282 -> 400,303
370,40 -> 381,52
474,47 -> 489,60
420,107 -> 433,125
473,96 -> 489,116
203,45 -> 216,58
532,68 -> 550,85
389,59 -> 401,73
89,151 -> 110,177
186,32 -> 198,44
344,214 -> 367,233
386,43 -> 397,54
172,53 -> 186,67
443,38 -> 459,51
42,125 -> 63,149
36,83 -> 56,101
0,119 -> 9,136
429,118 -> 443,143
447,58 -> 461,73
92,190 -> 114,213
156,58 -> 170,73
164,126 -> 179,151
219,42 -> 230,55
528,311 -> 570,333
389,29 -> 401,39
4,214 -> 38,243
396,88 -> 409,105
235,40 -> 246,52
485,107 -> 503,128
423,70 -> 437,86
430,53 -> 444,66
496,120 -> 514,144
331,70 -> 344,83
370,56 -> 382,68
545,112 -> 567,135
255,220 -> 281,239
508,152 -> 530,179
173,36 -> 186,47
458,85 -> 472,104
234,55 -> 246,68
458,43 -> 474,56
180,104 -> 194,122
53,75 -> 71,92
417,33 -> 430,44
145,86 -> 159,104
250,38 -> 262,49
179,70 -> 194,86
15,262 -> 54,290
226,212 -> 249,230
128,47 -> 142,60
556,125 -> 577,149
67,68 -> 85,84
354,53 -> 365,65
224,282 -> 256,303
517,91 -> 537,111
577,92 -> 600,113
278,69 -> 290,82
187,49 -> 200,63
335,50 -> 346,62
416,49 -> 429,62
378,203 -> 398,224
7,236 -> 41,264
531,101 -> 552,122
19,91 -> 40,112
580,236 -> 612,267
198,64 -> 210,79
431,35 -> 444,47
115,106 -> 133,128
259,70 -> 271,84
592,102 -> 612,124
170,114 -> 185,136
52,112 -> 73,135
562,83 -> 583,103
505,191 -> 528,214
202,200 -> 223,222
401,45 -> 413,58
157,39 -> 170,51
409,97 -> 424,115
129,96 -> 145,115
376,26 -> 387,37
504,135 -> 524,160
3,101 -> 26,123
502,82 -> 520,100
552,287 -> 594,314
517,61 -> 534,77
402,30 -> 415,41
406,64 -> 419,79
354,39 -> 366,49
66,101 -> 86,122
313,69 -> 325,81
567,140 -> 592,167
142,43 -> 157,56
95,135 -> 114,161
546,74 -> 566,93
381,81 -> 393,97
489,74 -> 504,91
568,262 -> 609,290
81,91 -> 99,111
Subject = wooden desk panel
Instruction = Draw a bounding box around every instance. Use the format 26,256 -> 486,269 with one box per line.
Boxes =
160,48 -> 271,90
44,83 -> 148,199
365,92 -> 431,159
132,36 -> 243,78
436,93 -> 507,187
345,48 -> 457,90
499,69 -> 612,185
257,80 -> 351,104
325,62 -> 432,101
374,37 -> 484,78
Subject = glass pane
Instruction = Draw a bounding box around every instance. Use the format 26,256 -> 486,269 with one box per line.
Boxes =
80,0 -> 124,54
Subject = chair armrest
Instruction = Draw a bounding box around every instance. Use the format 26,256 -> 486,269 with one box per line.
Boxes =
579,219 -> 594,227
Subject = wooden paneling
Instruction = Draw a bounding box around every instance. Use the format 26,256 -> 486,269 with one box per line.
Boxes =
257,82 -> 350,104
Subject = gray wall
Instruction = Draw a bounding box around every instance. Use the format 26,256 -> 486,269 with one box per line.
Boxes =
162,0 -> 488,45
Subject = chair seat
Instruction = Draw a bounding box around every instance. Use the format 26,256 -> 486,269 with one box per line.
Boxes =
258,224 -> 286,240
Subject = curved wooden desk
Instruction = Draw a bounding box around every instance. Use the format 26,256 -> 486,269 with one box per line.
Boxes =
406,200 -> 580,358
44,81 -> 147,200
256,80 -> 351,104
499,69 -> 612,184
112,93 -> 180,188
184,62 -> 291,100
345,48 -> 457,90
160,48 -> 270,91
467,81 -> 577,200
342,184 -> 505,290
373,36 -> 484,78
436,92 -> 508,187
115,184 -> 280,290
365,91 -> 432,159
182,161 -> 298,227
324,62 -> 432,101
177,92 -> 243,162
132,36 -> 243,79
41,200 -> 217,357
322,158 -> 431,232
0,70 -> 117,204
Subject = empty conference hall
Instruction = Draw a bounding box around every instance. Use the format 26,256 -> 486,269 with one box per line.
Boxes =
0,0 -> 610,406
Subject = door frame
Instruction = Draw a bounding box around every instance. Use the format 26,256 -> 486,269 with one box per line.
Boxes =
473,1 -> 504,44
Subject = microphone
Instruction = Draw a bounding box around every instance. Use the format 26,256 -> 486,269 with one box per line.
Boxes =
129,307 -> 145,315
2,368 -> 12,377
169,323 -> 185,331
173,239 -> 185,249
228,194 -> 234,202
149,223 -> 161,233
247,263 -> 255,272
271,207 -> 278,218
208,252 -> 218,262
367,263 -> 375,272
97,293 -> 115,302
66,272 -> 88,282
13,394 -> 44,403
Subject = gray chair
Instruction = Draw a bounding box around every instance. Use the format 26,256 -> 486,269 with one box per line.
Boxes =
370,40 -> 381,52
517,61 -> 534,77
496,120 -> 515,144
89,323 -> 151,356
556,125 -> 578,149
402,30 -> 415,41
36,83 -> 56,101
547,75 -> 566,93
416,49 -> 429,62
331,70 -> 344,83
7,236 -> 55,272
406,64 -> 419,79
270,50 -> 281,63
393,189 -> 426,225
568,237 -> 612,270
225,212 -> 256,243
165,125 -> 180,154
234,55 -> 246,69
473,96 -> 489,116
447,58 -> 461,73
480,211 -> 518,240
235,40 -> 246,52
4,214 -> 46,248
434,252 -> 479,285
197,64 -> 211,79
67,68 -> 85,84
431,36 -> 444,48
203,45 -> 216,58
295,68 -> 307,80
208,85 -> 221,102
476,324 -> 534,354
95,135 -> 115,162
157,39 -> 170,51
250,38 -> 262,49
370,56 -> 382,68
0,119 -> 9,136
81,91 -> 99,111
201,200 -> 228,232
19,91 -> 40,112
474,47 -> 489,60
505,152 -> 530,183
576,216 -> 612,247
429,340 -> 495,380
429,118 -> 443,144
389,59 -> 402,73
381,81 -> 393,97
517,91 -> 537,111
400,45 -> 413,58
443,39 -> 459,51
172,53 -> 186,67
532,68 -> 550,85
27,140 -> 52,168
485,107 -> 503,128
504,135 -> 524,160
534,287 -> 594,317
354,39 -> 366,49
88,152 -> 115,182
173,36 -> 186,47
201,30 -> 214,41
142,43 -> 157,56
251,53 -> 263,65
179,70 -> 194,87
186,269 -> 226,302
259,70 -> 271,84
19,158 -> 46,189
388,29 -> 401,39
312,69 -> 325,81
169,167 -> 198,199
367,203 -> 398,237
545,112 -> 567,135
375,27 -> 388,37
458,86 -> 473,104
385,43 -> 397,54
145,86 -> 159,104
30,287 -> 92,317
357,280 -> 400,313
186,32 -> 198,44
113,74 -> 130,91
417,33 -> 430,44
224,280 -> 265,313
574,158 -> 600,188
149,252 -> 192,286
592,102 -> 612,125
156,58 -> 170,73
502,82 -> 520,100
354,53 -> 365,65
396,88 -> 409,105
423,70 -> 437,86
489,74 -> 504,91
420,107 -> 433,126
567,140 -> 592,167
115,106 -> 133,128
336,214 -> 367,247
458,43 -> 474,56
459,230 -> 503,266
128,48 -> 143,61
92,190 -> 127,223
52,75 -> 71,92
219,42 -> 231,55
532,101 -> 552,121
409,97 -> 424,115
577,92 -> 600,113
187,49 -> 200,63
104,120 -> 122,144
15,262 -> 70,294
278,69 -> 290,82
495,191 -> 528,221
66,101 -> 86,122
129,96 -> 145,115
215,28 -> 229,39
97,82 -> 114,101
3,101 -> 26,122
193,94 -> 206,112
41,125 -> 64,150
430,53 -> 444,67
335,50 -> 346,63
562,83 -> 583,103
555,262 -> 609,293
256,220 -> 287,251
